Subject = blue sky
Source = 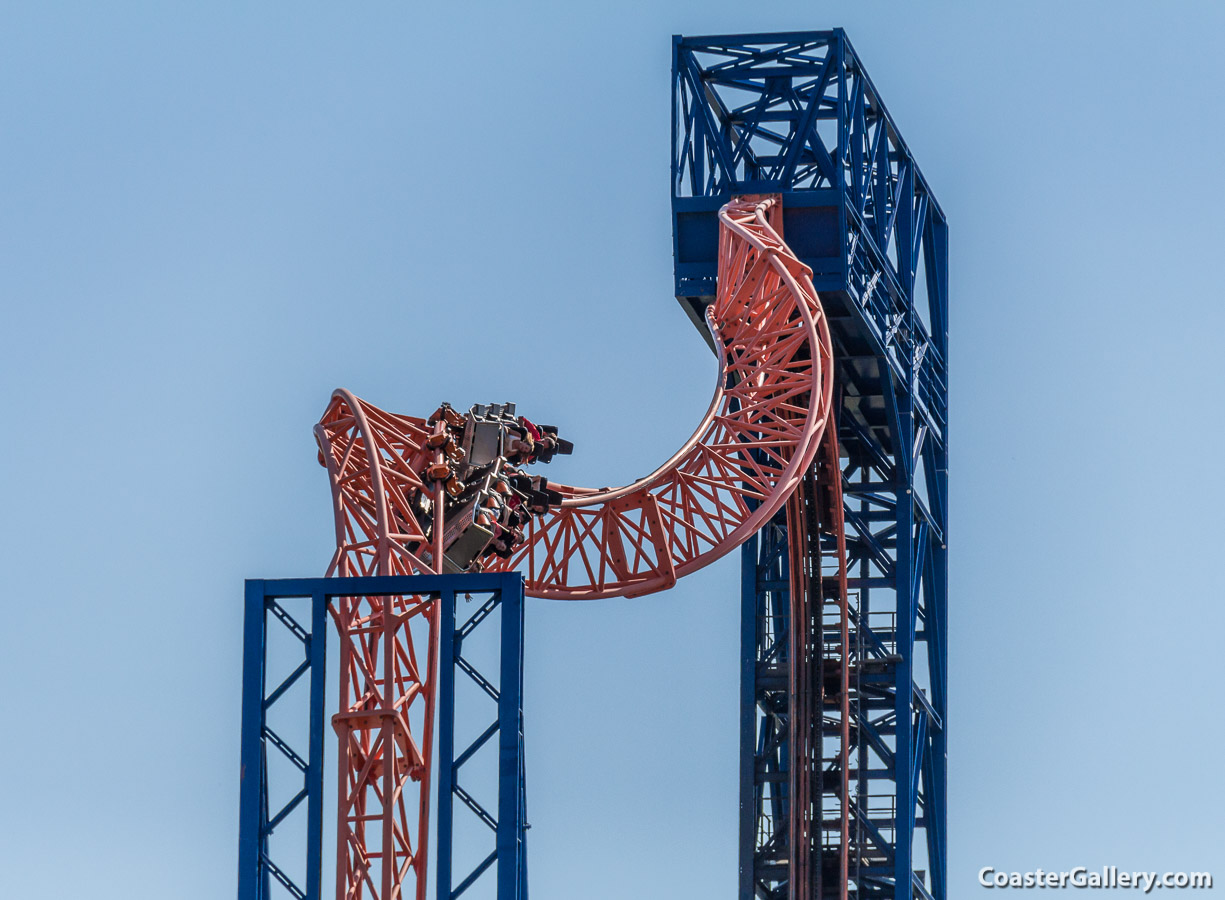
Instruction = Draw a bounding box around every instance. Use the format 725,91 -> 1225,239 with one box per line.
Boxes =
1,2 -> 1222,897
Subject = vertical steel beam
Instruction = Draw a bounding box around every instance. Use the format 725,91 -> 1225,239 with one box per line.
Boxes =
435,573 -> 528,900
497,574 -> 526,900
307,590 -> 328,900
890,370 -> 915,899
739,535 -> 759,900
237,581 -> 266,900
927,216 -> 949,900
743,512 -> 794,899
436,589 -> 457,900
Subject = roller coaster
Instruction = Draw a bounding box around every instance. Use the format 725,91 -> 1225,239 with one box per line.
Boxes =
238,29 -> 947,900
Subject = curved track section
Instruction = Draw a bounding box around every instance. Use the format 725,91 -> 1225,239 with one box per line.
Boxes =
316,393 -> 437,579
312,195 -> 832,900
488,196 -> 833,597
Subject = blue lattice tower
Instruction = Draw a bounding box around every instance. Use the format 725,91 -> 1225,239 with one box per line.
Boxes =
237,575 -> 528,900
672,30 -> 948,900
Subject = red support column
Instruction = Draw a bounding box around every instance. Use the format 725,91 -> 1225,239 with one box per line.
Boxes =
316,394 -> 440,900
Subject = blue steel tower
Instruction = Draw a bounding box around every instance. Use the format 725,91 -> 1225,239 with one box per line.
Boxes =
671,31 -> 948,900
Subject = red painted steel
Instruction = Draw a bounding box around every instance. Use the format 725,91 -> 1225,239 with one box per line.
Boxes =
487,196 -> 835,598
787,484 -> 816,900
314,396 -> 441,900
781,429 -> 852,900
795,426 -> 852,900
313,196 -> 839,900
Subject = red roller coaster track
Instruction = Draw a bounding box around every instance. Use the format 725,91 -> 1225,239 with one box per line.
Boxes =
314,196 -> 838,900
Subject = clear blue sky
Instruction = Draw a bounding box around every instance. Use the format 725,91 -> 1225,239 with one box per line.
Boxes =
2,2 -> 1222,897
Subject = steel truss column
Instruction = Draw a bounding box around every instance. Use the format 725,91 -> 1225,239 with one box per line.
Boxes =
331,591 -> 438,900
742,509 -> 793,898
672,29 -> 948,900
808,432 -> 852,900
741,429 -> 851,900
238,581 -> 330,900
436,572 -> 528,900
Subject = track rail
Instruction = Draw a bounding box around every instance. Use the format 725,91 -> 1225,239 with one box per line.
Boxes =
314,397 -> 441,900
313,195 -> 834,900
490,196 -> 834,597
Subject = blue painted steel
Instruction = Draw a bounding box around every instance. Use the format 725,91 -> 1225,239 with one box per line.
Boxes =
742,512 -> 797,896
497,576 -> 527,900
306,591 -> 328,899
437,589 -> 458,900
672,30 -> 949,900
237,580 -> 329,900
237,573 -> 529,900
436,572 -> 528,900
237,582 -> 266,900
